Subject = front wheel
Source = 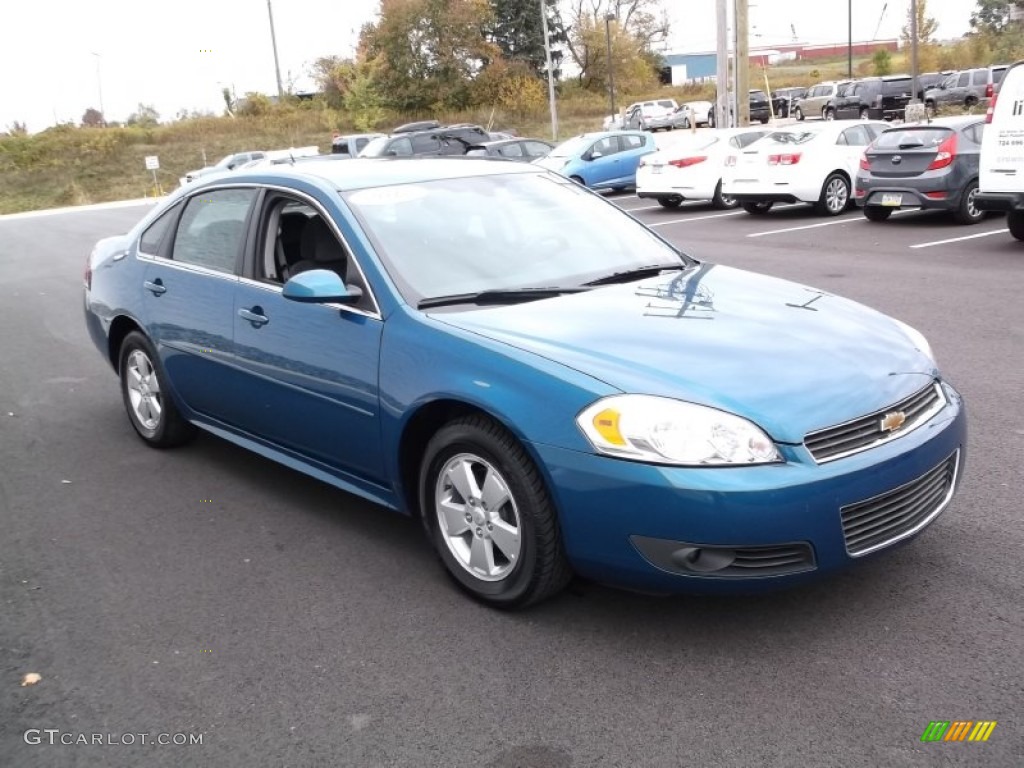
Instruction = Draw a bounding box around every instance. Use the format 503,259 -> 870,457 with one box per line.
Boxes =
712,180 -> 738,209
859,107 -> 869,120
569,175 -> 585,186
420,416 -> 572,608
953,181 -> 983,225
863,206 -> 892,222
823,107 -> 835,121
742,201 -> 773,215
1008,210 -> 1024,241
118,331 -> 195,448
795,107 -> 804,121
815,173 -> 850,216
658,195 -> 684,209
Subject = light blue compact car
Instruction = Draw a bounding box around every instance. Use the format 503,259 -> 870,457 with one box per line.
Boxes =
84,158 -> 966,608
533,131 -> 656,190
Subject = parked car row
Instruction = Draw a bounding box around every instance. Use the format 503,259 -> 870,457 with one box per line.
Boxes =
925,65 -> 1007,111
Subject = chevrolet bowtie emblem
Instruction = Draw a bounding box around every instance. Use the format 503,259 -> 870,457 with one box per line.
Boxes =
880,411 -> 907,432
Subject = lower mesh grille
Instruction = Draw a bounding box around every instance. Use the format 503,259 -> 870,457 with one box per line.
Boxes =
841,450 -> 959,556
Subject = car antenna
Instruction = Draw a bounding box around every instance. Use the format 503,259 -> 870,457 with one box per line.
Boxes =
288,150 -> 296,165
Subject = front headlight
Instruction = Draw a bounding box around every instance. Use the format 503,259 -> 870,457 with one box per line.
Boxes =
577,395 -> 781,466
893,319 -> 935,364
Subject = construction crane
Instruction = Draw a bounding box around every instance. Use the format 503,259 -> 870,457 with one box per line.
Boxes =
873,2 -> 889,40
790,23 -> 798,43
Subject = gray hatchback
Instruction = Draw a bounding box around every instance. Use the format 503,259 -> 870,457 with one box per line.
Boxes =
854,116 -> 986,224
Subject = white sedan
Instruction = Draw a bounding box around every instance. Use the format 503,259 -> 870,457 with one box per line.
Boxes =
636,127 -> 773,209
722,121 -> 888,216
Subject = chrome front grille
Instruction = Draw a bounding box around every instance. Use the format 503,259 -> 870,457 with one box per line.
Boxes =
805,382 -> 946,463
841,450 -> 959,556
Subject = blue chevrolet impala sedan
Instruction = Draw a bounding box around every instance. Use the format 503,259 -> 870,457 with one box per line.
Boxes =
84,158 -> 966,607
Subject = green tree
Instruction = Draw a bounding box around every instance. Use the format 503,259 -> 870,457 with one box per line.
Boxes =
872,48 -> 892,75
485,0 -> 566,78
81,108 -> 104,127
311,55 -> 358,109
126,104 -> 159,127
970,0 -> 1024,34
357,0 -> 500,112
562,0 -> 668,91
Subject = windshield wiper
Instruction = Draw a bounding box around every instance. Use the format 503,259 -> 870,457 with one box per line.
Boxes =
898,141 -> 925,149
583,264 -> 684,287
417,286 -> 591,310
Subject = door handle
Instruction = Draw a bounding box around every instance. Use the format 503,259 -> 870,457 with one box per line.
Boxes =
238,307 -> 269,328
144,279 -> 166,296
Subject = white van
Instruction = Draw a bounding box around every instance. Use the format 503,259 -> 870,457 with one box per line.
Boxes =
977,60 -> 1024,240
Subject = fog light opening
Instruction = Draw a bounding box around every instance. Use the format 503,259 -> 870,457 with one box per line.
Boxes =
670,546 -> 736,573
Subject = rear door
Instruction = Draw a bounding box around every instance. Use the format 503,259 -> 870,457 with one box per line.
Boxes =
980,62 -> 1024,194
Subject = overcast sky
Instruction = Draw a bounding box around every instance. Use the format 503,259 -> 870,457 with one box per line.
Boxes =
0,0 -> 975,132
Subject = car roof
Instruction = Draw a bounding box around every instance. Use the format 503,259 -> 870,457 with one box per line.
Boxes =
898,115 -> 985,129
232,157 -> 540,191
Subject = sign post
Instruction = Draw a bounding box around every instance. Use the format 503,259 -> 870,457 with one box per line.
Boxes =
144,155 -> 162,196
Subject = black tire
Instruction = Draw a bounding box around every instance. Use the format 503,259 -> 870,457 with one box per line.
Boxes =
1008,210 -> 1024,241
863,206 -> 892,222
965,96 -> 978,110
419,415 -> 572,608
742,201 -> 773,215
657,195 -> 684,209
953,180 -> 983,225
118,331 -> 195,448
708,110 -> 716,128
815,172 -> 850,216
712,180 -> 738,209
859,107 -> 869,120
795,106 -> 804,121
823,107 -> 835,121
682,117 -> 691,129
925,101 -> 936,118
569,175 -> 585,186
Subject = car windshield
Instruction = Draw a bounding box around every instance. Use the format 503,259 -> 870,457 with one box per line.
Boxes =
359,136 -> 392,157
657,100 -> 675,109
874,127 -> 952,149
343,173 -> 693,305
763,129 -> 822,145
547,136 -> 594,158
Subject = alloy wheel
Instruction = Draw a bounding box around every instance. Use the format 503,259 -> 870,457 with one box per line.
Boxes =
825,177 -> 848,213
125,349 -> 163,431
434,453 -> 522,582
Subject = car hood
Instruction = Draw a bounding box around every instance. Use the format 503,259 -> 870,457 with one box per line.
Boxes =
431,265 -> 936,443
534,156 -> 571,172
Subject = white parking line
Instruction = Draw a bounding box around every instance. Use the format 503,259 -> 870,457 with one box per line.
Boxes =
745,208 -> 915,238
0,197 -> 161,221
620,204 -> 664,213
648,209 -> 748,226
909,228 -> 1010,249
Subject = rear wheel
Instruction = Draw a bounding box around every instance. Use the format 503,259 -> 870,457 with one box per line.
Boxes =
965,96 -> 978,110
657,195 -> 684,209
815,173 -> 850,216
1008,211 -> 1024,241
823,107 -> 835,121
118,331 -> 195,448
420,415 -> 572,608
953,181 -> 983,225
712,181 -> 738,209
742,201 -> 773,215
925,101 -> 936,118
859,107 -> 870,120
863,206 -> 892,222
682,117 -> 691,129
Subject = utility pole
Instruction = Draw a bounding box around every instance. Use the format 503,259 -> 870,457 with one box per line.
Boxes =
735,0 -> 749,126
540,0 -> 558,139
266,0 -> 284,101
848,0 -> 853,78
715,0 -> 729,129
910,0 -> 919,103
605,14 -> 617,120
90,52 -> 105,126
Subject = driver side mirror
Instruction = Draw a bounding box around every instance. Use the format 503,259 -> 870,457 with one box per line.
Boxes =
283,269 -> 363,305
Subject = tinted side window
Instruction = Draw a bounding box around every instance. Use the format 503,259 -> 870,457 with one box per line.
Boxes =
622,134 -> 644,150
171,189 -> 256,273
993,68 -> 1007,84
139,204 -> 179,255
958,72 -> 970,87
524,141 -> 550,157
592,137 -> 618,156
498,142 -> 524,158
972,69 -> 987,85
388,137 -> 413,156
411,134 -> 440,153
840,125 -> 871,146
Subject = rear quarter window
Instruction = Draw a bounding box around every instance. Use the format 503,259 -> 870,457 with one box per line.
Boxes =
882,79 -> 911,94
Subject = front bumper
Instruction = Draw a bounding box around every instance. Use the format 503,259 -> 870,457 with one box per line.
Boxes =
975,191 -> 1024,212
534,382 -> 966,594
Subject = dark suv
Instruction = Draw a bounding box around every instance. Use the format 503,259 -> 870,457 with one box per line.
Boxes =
833,76 -> 913,120
708,90 -> 771,126
359,124 -> 491,157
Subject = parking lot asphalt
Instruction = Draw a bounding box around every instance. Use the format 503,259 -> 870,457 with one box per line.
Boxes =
1,197 -> 1022,768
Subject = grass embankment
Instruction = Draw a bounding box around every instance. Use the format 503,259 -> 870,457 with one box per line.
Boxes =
0,53 -> 892,215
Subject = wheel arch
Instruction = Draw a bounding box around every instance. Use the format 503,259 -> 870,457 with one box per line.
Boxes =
107,315 -> 145,372
397,398 -> 533,521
